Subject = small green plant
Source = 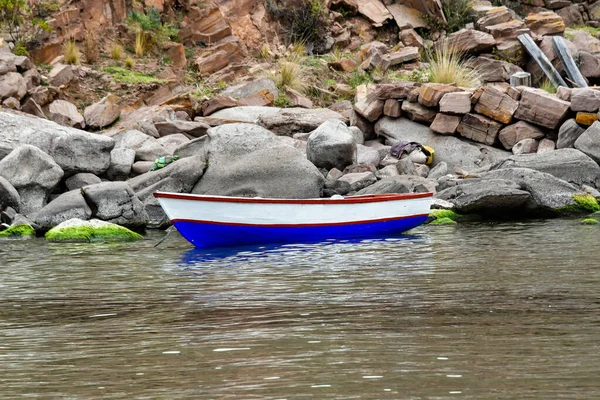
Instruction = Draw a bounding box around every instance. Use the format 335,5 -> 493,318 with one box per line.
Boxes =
0,224 -> 35,238
63,39 -> 80,65
423,41 -> 481,87
124,56 -> 135,69
110,42 -> 123,60
274,92 -> 291,107
0,0 -> 53,53
539,79 -> 557,94
12,42 -> 28,56
441,0 -> 476,33
103,66 -> 166,84
184,46 -> 194,60
258,42 -> 271,59
127,7 -> 180,52
346,70 -> 374,89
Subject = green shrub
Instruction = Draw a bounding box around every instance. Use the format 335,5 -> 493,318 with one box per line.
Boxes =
0,0 -> 53,52
266,0 -> 328,51
103,66 -> 166,84
441,0 -> 476,33
127,7 -> 179,50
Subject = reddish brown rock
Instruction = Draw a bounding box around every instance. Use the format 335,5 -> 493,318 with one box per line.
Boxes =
383,47 -> 419,66
400,29 -> 424,49
576,112 -> 598,126
201,96 -> 239,116
485,20 -> 530,41
286,88 -> 313,109
498,121 -> 545,150
401,101 -> 437,124
354,96 -> 385,122
83,94 -> 120,129
447,29 -> 495,54
570,88 -> 600,113
524,11 -> 565,36
430,113 -> 461,135
180,5 -> 232,45
238,89 -> 274,107
474,86 -> 519,124
476,7 -> 514,30
514,89 -> 570,130
457,113 -> 503,145
167,43 -> 187,70
383,99 -> 402,117
418,83 -> 461,108
328,58 -> 358,72
439,92 -> 472,114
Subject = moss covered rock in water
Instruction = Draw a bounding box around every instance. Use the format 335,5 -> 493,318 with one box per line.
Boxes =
430,217 -> 457,225
581,218 -> 599,225
429,209 -> 461,221
557,194 -> 600,215
45,219 -> 143,243
0,224 -> 35,238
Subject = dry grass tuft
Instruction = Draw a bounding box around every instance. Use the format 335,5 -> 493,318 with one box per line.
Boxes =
125,56 -> 135,69
135,31 -> 147,56
268,61 -> 305,91
424,41 -> 481,88
539,79 -> 557,94
110,42 -> 123,60
258,43 -> 272,59
64,39 -> 80,65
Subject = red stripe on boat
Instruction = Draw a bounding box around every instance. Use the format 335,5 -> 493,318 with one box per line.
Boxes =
171,214 -> 430,228
154,192 -> 433,204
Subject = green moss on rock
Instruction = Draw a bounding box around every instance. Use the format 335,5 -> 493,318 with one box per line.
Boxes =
45,219 -> 143,243
581,218 -> 599,225
429,209 -> 461,220
557,194 -> 600,215
0,224 -> 35,238
429,217 -> 457,225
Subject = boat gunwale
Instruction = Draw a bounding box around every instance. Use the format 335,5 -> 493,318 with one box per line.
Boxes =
153,191 -> 433,205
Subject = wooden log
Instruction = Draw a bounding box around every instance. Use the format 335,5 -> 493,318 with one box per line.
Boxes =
552,36 -> 588,88
517,33 -> 567,88
510,72 -> 532,87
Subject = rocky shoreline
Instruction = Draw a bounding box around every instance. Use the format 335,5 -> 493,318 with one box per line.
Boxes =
2,75 -> 600,240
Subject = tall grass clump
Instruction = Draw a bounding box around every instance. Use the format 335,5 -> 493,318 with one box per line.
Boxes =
268,61 -> 304,91
423,41 -> 481,88
110,42 -> 123,60
84,32 -> 99,64
539,79 -> 557,94
63,39 -> 80,64
135,31 -> 146,56
125,56 -> 135,69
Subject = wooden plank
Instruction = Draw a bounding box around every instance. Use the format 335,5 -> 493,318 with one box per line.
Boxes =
552,36 -> 588,88
518,33 -> 567,88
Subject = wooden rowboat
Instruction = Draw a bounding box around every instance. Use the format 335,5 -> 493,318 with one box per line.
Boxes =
154,192 -> 433,248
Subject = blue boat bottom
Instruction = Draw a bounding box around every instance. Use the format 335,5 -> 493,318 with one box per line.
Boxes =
173,216 -> 428,248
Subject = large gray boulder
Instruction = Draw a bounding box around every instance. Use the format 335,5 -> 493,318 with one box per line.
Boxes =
490,148 -> 600,188
34,189 -> 93,230
436,179 -> 532,214
82,182 -> 147,228
557,119 -> 585,149
0,111 -> 114,175
111,129 -> 167,161
0,145 -> 63,215
482,168 -> 580,212
192,124 -> 324,198
375,117 -> 510,170
0,72 -> 27,100
258,108 -> 346,136
128,155 -> 207,228
105,148 -> 135,181
307,120 -> 357,171
0,175 -> 20,211
157,134 -> 189,155
574,121 -> 600,164
65,173 -> 102,191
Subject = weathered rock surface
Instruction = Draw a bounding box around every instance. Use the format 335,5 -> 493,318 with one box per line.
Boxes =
0,145 -> 64,215
105,148 -> 135,181
34,189 -> 92,230
111,129 -> 166,161
0,175 -> 20,211
470,56 -> 524,83
221,77 -> 279,100
376,117 -> 510,170
401,101 -> 437,124
483,168 -> 580,212
258,108 -> 346,136
307,120 -> 357,171
419,83 -> 461,108
574,121 -> 600,164
436,179 -> 531,214
439,92 -> 472,114
498,121 -> 545,150
128,155 -> 207,228
570,88 -> 600,113
192,124 -> 324,198
474,86 -> 519,124
82,182 -> 147,228
48,100 -> 85,129
513,138 -> 538,155
154,120 -> 210,138
447,29 -> 495,54
491,148 -> 600,188
338,171 -> 377,192
557,119 -> 585,149
524,11 -> 565,36
83,94 -> 121,130
457,113 -> 503,146
514,89 -> 570,130
65,173 -> 102,191
48,64 -> 74,87
430,113 -> 461,135
0,72 -> 27,100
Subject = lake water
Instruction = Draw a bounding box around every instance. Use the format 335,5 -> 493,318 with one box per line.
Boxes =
1,220 -> 599,399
